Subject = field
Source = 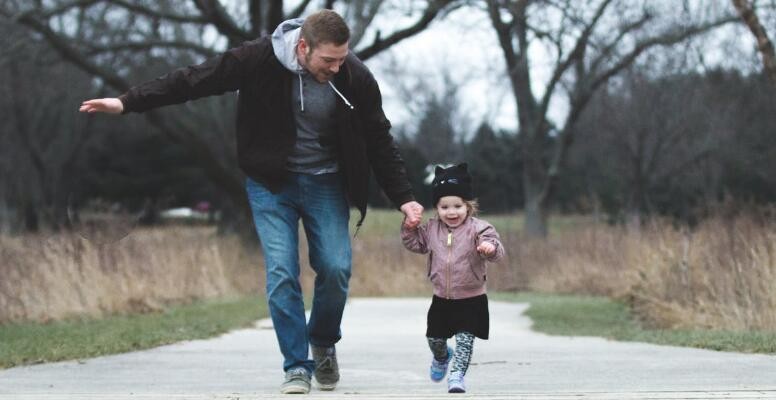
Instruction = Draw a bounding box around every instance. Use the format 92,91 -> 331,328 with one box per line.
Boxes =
1,208 -> 774,332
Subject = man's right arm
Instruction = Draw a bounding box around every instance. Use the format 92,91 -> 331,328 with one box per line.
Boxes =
80,40 -> 264,115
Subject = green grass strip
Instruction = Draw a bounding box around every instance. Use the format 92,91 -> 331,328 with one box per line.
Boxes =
0,296 -> 267,369
493,292 -> 776,354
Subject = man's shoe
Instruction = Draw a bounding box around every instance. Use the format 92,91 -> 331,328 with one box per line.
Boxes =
280,367 -> 311,394
447,371 -> 466,393
430,346 -> 453,382
311,345 -> 339,390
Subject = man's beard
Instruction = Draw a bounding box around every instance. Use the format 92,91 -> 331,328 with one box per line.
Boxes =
305,53 -> 332,82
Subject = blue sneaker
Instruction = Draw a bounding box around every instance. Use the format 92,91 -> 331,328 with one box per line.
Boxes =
447,371 -> 466,393
430,346 -> 453,382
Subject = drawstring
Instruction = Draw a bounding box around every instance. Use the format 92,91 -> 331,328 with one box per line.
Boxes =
296,75 -> 354,111
328,81 -> 354,109
298,74 -> 305,112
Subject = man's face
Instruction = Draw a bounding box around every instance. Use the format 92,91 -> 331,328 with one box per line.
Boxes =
298,39 -> 348,83
436,196 -> 468,228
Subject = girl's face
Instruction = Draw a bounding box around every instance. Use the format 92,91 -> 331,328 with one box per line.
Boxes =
436,196 -> 468,228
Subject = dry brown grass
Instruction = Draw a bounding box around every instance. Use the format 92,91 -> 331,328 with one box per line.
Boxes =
627,215 -> 776,330
0,226 -> 261,323
505,213 -> 776,331
3,209 -> 774,332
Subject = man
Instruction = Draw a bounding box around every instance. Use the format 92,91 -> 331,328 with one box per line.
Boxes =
80,10 -> 423,394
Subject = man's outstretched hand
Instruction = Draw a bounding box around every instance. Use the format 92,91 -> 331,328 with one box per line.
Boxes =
79,98 -> 123,114
400,201 -> 424,229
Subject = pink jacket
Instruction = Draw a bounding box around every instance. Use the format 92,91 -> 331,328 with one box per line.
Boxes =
401,216 -> 505,299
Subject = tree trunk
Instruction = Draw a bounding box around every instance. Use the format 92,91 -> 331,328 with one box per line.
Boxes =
522,136 -> 549,236
520,120 -> 550,237
523,192 -> 548,237
23,201 -> 39,233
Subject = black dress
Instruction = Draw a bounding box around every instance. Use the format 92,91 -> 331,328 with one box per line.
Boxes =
426,293 -> 489,339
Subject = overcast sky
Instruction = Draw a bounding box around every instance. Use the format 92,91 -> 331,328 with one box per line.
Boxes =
354,1 -> 758,139
366,6 -> 519,135
204,1 -> 760,138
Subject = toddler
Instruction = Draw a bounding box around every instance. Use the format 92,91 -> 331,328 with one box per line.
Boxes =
401,163 -> 505,393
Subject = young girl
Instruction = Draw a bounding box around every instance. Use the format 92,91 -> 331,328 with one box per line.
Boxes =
401,163 -> 505,393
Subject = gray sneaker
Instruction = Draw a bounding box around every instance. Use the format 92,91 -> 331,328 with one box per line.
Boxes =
311,345 -> 339,390
280,367 -> 311,394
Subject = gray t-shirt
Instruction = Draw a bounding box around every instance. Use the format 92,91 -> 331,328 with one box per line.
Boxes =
286,72 -> 339,174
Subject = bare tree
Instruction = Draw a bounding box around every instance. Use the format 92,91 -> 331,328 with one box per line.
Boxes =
0,0 -> 462,232
731,0 -> 776,85
571,66 -> 727,226
0,18 -> 101,232
485,0 -> 737,236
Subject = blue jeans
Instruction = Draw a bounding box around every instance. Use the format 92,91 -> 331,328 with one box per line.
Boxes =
245,173 -> 352,373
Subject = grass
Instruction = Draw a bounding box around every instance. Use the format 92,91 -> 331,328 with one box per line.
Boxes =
0,296 -> 268,369
0,226 -> 261,323
4,208 -> 774,367
493,292 -> 776,354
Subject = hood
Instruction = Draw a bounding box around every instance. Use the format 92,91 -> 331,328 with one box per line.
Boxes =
271,18 -> 304,73
270,17 -> 354,112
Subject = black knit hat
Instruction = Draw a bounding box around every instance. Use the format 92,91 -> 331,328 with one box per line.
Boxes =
431,163 -> 473,206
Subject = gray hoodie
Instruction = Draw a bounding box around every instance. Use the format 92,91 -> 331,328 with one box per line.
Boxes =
271,18 -> 352,174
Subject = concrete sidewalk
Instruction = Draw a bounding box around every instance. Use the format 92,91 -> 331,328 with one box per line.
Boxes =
1,298 -> 776,399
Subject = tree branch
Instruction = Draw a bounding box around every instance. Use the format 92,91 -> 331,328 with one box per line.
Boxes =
654,148 -> 713,183
10,11 -> 130,91
266,0 -> 284,33
248,0 -> 261,36
732,0 -> 776,85
590,15 -> 738,92
540,15 -> 737,210
7,7 -> 244,208
486,0 -> 516,64
538,0 -> 614,123
289,0 -> 314,19
346,0 -> 382,48
85,39 -> 217,58
192,0 -> 252,44
355,0 -> 459,61
589,12 -> 653,74
106,0 -> 207,24
36,0 -> 100,19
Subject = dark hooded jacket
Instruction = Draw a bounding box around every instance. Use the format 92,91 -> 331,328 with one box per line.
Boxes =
118,35 -> 415,226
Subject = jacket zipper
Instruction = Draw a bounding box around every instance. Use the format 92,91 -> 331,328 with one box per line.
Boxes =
446,230 -> 452,299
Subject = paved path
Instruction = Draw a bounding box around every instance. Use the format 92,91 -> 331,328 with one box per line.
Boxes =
1,298 -> 776,399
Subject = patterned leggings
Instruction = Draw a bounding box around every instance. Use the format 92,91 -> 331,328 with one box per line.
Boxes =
427,332 -> 475,375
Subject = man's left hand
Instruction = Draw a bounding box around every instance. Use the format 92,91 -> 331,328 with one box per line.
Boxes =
400,201 -> 424,229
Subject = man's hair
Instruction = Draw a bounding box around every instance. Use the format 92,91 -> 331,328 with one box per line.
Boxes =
300,10 -> 350,50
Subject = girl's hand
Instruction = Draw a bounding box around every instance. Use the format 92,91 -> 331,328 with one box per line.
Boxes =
477,241 -> 496,256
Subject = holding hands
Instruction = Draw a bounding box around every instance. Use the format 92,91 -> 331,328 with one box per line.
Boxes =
400,201 -> 424,229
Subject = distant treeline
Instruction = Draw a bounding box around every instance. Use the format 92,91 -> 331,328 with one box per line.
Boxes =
1,12 -> 774,233
369,69 -> 776,224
